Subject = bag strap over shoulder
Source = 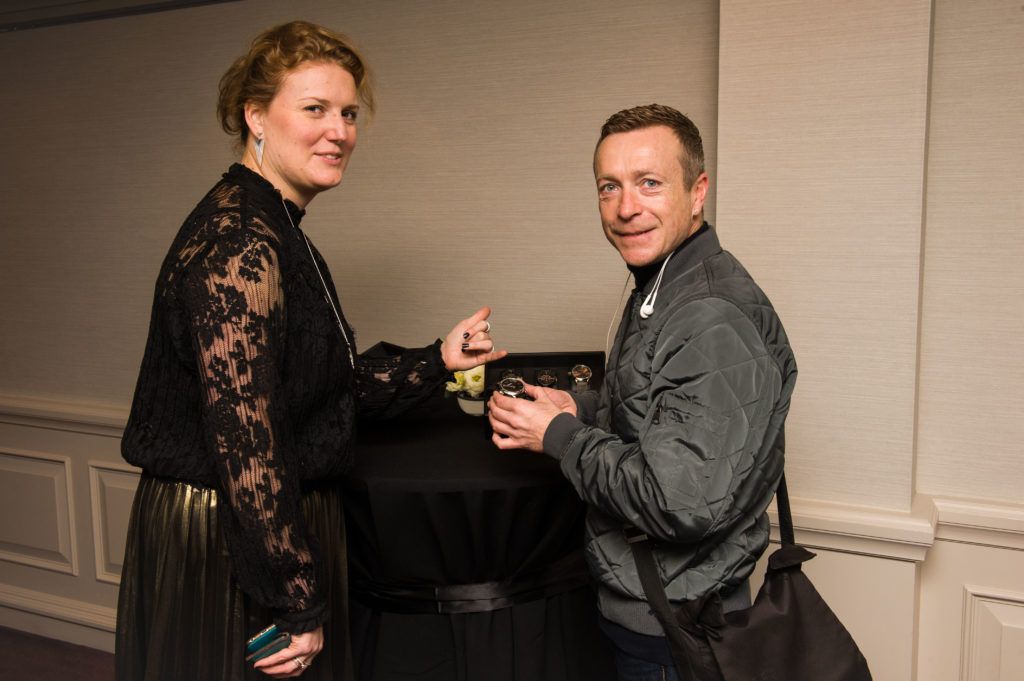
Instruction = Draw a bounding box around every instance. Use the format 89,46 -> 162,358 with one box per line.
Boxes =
628,531 -> 713,679
776,473 -> 795,546
627,461 -> 793,679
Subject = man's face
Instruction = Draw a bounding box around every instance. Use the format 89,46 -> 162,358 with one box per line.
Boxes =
594,126 -> 708,267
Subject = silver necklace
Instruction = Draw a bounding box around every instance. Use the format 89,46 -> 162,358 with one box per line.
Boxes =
281,198 -> 355,369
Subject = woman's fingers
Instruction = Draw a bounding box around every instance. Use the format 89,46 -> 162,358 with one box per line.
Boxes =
253,629 -> 322,678
459,306 -> 491,337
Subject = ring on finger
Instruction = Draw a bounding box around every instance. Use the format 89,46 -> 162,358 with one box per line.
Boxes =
483,320 -> 491,333
294,657 -> 308,670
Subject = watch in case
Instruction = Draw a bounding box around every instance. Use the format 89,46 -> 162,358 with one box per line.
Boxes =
570,364 -> 592,393
535,369 -> 558,389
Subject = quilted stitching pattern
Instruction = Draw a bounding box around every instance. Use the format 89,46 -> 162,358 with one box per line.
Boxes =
562,246 -> 797,603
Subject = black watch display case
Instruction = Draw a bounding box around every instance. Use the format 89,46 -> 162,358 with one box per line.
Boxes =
484,351 -> 605,401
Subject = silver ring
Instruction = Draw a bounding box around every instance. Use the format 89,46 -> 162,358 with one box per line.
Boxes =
294,657 -> 308,670
483,320 -> 491,333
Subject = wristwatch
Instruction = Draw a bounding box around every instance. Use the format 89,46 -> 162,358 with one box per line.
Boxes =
570,364 -> 592,393
497,377 -> 531,400
535,369 -> 558,389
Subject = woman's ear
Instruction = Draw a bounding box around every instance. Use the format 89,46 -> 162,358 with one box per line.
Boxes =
243,101 -> 264,141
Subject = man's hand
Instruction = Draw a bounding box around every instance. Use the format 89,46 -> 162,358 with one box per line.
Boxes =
488,384 -> 574,452
533,386 -> 578,416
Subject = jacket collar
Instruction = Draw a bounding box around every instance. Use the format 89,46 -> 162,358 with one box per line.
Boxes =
629,222 -> 721,295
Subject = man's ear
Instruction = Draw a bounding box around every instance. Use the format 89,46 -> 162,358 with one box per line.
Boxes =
690,172 -> 709,217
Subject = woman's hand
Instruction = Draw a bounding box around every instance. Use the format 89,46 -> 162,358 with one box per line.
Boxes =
441,306 -> 507,371
252,627 -> 324,678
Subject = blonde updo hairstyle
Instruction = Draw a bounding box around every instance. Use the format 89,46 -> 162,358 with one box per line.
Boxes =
218,20 -> 375,147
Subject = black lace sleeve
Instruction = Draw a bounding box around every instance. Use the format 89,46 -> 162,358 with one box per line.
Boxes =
182,226 -> 326,633
355,340 -> 451,420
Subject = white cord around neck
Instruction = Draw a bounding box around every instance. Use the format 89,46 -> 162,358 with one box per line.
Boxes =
639,251 -> 673,319
606,271 -> 633,358
281,198 -> 355,369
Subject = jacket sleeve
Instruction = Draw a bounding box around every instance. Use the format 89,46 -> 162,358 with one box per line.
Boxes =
551,298 -> 784,544
183,228 -> 326,633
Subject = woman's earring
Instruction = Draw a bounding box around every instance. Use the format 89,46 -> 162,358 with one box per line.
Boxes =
254,136 -> 265,167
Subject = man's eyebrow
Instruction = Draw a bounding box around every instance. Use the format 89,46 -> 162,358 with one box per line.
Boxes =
596,168 -> 660,182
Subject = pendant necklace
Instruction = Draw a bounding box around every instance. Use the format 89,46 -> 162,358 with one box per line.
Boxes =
281,197 -> 356,370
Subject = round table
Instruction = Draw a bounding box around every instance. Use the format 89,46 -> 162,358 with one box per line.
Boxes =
344,394 -> 615,681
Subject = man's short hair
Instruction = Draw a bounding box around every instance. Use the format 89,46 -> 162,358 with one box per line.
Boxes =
597,104 -> 705,189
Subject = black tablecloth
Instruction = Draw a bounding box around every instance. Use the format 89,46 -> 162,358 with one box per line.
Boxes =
344,394 -> 615,681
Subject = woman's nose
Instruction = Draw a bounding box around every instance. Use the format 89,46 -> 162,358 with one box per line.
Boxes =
325,116 -> 350,142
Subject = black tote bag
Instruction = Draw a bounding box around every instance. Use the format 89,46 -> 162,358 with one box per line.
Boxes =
630,475 -> 873,681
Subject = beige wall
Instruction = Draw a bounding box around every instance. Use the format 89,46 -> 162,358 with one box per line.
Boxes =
916,0 -> 1024,505
718,1 -> 1024,680
1,1 -> 1022,679
719,0 -> 932,512
0,0 -> 719,407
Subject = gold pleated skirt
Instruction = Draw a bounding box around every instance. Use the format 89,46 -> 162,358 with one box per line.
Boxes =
115,475 -> 351,681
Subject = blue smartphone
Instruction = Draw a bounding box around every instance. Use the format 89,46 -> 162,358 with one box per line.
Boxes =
245,623 -> 291,663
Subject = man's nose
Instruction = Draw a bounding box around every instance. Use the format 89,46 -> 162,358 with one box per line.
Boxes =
617,189 -> 640,220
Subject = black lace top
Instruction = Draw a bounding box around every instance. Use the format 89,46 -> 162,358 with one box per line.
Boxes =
122,163 -> 449,632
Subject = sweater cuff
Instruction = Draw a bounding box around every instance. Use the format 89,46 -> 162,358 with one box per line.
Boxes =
570,389 -> 600,425
274,599 -> 329,634
543,412 -> 586,460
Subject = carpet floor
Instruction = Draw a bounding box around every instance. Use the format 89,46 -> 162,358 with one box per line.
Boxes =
0,626 -> 113,681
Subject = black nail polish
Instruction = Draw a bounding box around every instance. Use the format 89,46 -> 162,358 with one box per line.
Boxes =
461,343 -> 469,351
463,332 -> 469,339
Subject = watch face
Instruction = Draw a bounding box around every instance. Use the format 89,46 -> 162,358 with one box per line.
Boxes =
535,369 -> 558,388
570,364 -> 592,382
497,377 -> 526,397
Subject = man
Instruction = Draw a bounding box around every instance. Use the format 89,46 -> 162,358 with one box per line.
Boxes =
488,104 -> 797,680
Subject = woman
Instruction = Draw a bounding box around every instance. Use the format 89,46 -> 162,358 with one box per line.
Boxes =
115,20 -> 504,681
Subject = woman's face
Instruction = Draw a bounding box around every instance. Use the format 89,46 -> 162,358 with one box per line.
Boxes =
246,61 -> 360,207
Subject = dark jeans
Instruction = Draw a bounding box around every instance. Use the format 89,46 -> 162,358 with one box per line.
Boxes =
614,648 -> 680,681
614,636 -> 731,681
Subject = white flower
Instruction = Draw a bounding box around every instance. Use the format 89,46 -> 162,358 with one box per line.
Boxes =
445,371 -> 467,394
462,365 -> 486,397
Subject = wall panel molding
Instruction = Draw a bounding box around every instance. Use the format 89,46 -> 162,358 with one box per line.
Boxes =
768,494 -> 936,562
0,393 -> 125,439
0,582 -> 115,633
0,448 -> 78,575
88,461 -> 141,585
962,585 -> 1024,681
934,498 -> 1024,551
6,397 -> 1024,569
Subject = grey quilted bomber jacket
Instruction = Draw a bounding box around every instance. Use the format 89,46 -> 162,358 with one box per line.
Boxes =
545,225 -> 797,615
